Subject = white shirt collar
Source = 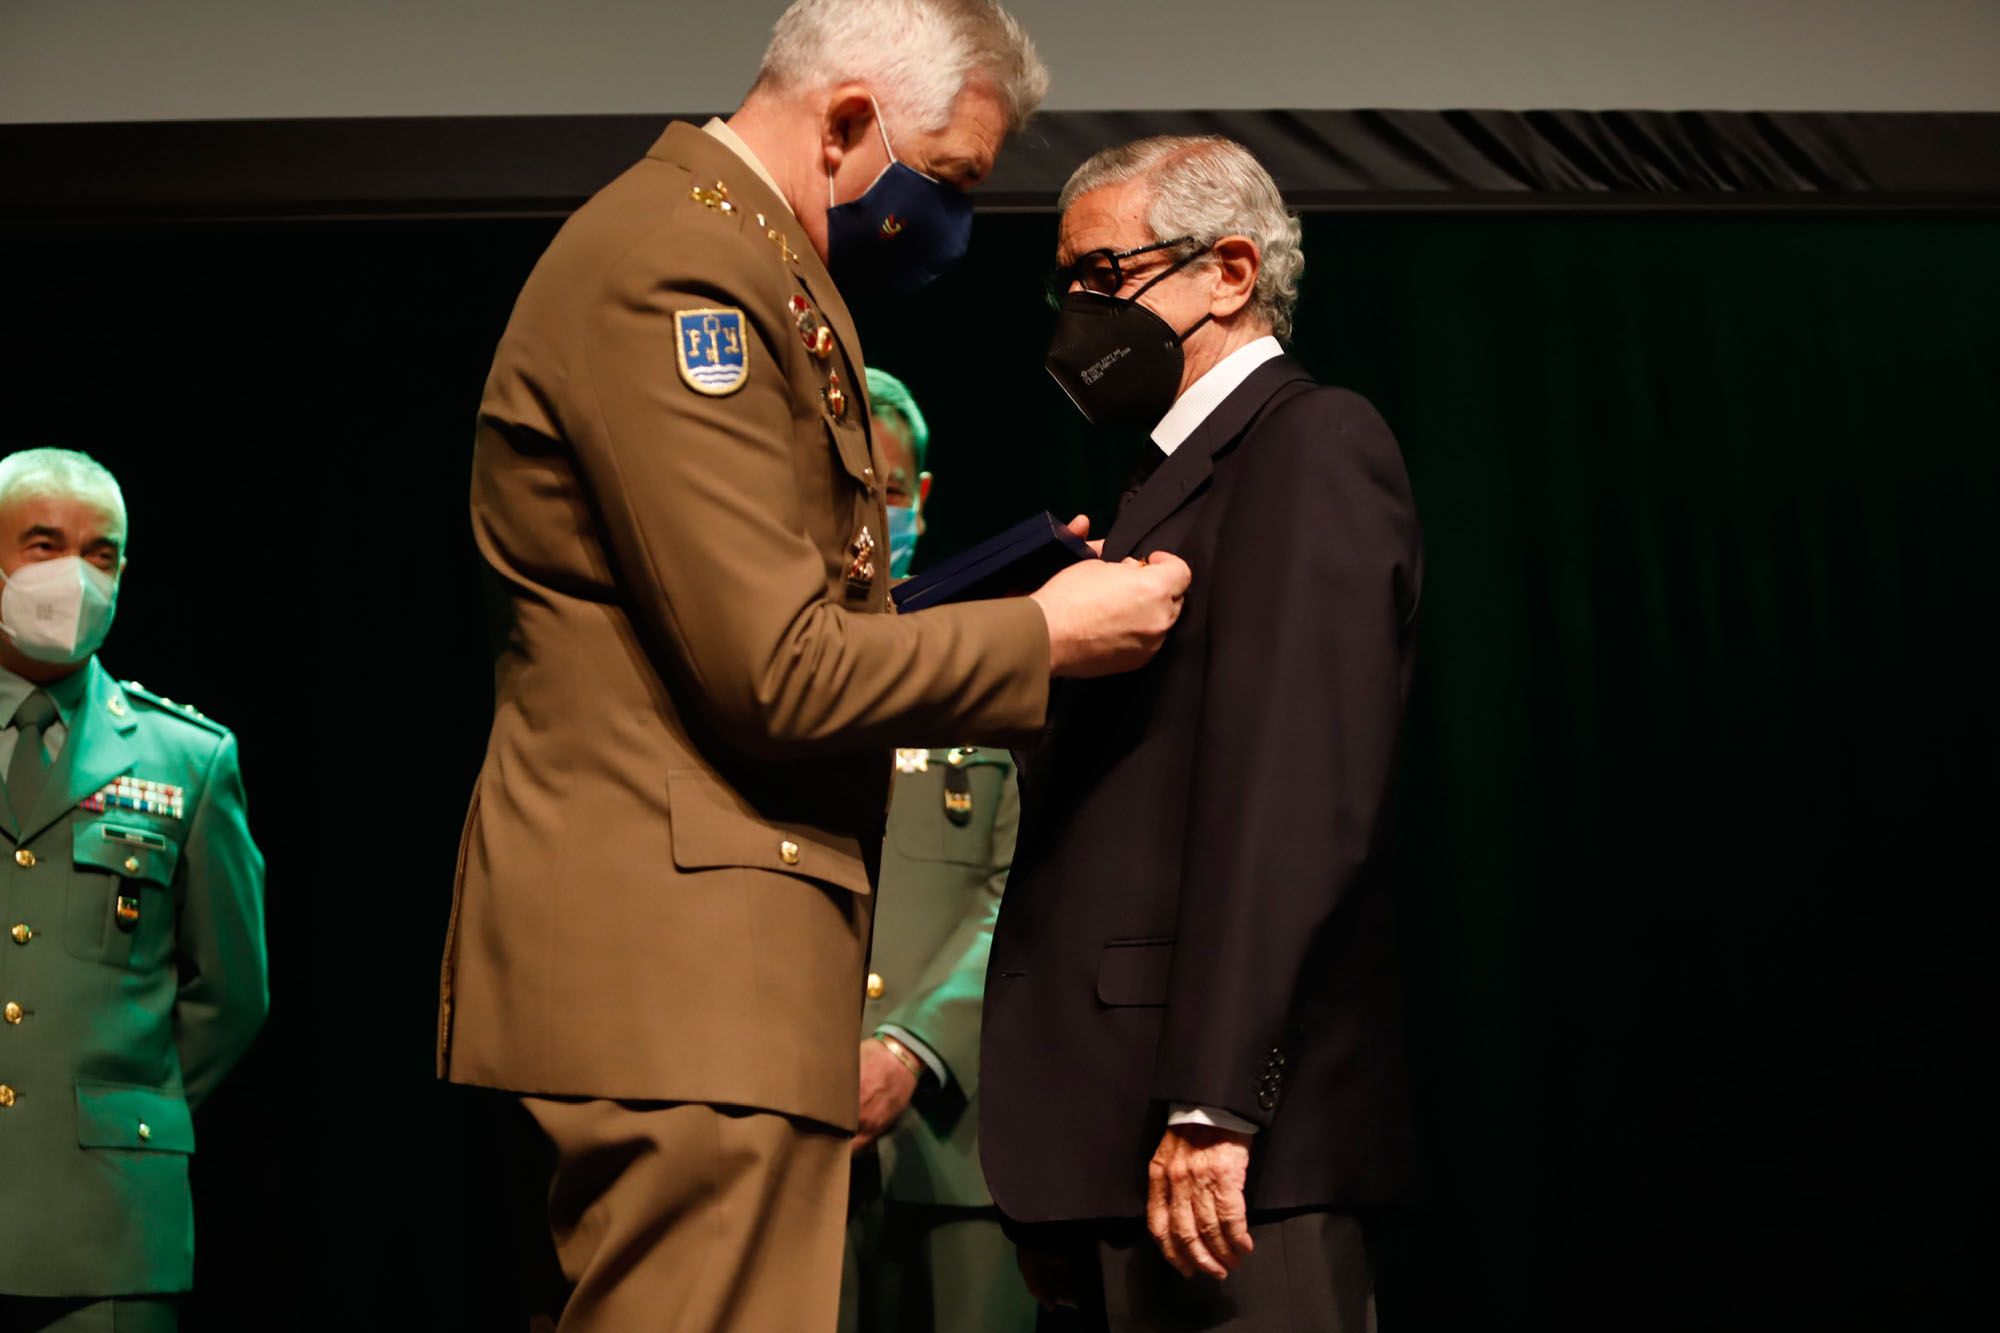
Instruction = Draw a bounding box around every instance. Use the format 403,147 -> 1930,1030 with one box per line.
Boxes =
701,118 -> 794,217
1150,336 -> 1286,455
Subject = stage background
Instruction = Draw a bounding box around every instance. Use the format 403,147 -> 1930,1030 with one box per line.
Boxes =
3,197 -> 1993,1329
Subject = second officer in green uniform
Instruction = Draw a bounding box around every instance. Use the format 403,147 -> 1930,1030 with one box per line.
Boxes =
0,449 -> 268,1332
841,372 -> 1036,1333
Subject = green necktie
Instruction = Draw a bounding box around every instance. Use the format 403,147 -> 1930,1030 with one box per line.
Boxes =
7,690 -> 59,817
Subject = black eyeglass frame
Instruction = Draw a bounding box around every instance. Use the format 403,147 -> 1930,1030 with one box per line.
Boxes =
1043,235 -> 1204,309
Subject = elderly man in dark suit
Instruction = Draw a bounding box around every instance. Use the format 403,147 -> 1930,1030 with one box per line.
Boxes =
982,136 -> 1424,1332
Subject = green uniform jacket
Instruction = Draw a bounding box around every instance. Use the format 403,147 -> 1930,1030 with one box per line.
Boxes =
0,659 -> 268,1297
864,746 -> 1015,1208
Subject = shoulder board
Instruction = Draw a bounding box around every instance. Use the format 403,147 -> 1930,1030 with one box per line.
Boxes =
119,681 -> 230,736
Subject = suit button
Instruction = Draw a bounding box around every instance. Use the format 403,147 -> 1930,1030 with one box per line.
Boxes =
866,972 -> 885,1000
13,849 -> 34,868
8,924 -> 29,945
0,1085 -> 15,1108
138,1122 -> 152,1142
3,1002 -> 20,1025
778,840 -> 801,866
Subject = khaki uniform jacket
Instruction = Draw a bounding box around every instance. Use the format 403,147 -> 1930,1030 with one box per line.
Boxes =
438,123 -> 1050,1132
864,747 -> 1015,1207
0,660 -> 268,1297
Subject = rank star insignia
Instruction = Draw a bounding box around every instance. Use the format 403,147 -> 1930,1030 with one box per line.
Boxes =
894,748 -> 930,774
690,180 -> 735,214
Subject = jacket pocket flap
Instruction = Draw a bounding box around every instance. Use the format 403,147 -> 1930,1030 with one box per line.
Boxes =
72,819 -> 180,887
667,770 -> 870,896
75,1079 -> 195,1153
1096,939 -> 1175,1007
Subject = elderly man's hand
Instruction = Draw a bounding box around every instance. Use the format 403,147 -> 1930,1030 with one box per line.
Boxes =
852,1038 -> 920,1151
1146,1124 -> 1255,1279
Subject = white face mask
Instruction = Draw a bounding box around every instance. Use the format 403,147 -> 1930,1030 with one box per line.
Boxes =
0,557 -> 119,665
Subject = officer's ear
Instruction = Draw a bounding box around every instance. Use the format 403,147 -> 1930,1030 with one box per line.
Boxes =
821,85 -> 879,176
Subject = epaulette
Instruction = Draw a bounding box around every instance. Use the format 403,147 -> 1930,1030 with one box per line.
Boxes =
119,681 -> 230,736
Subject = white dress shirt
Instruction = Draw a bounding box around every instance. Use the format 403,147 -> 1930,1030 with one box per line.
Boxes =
1146,335 -> 1289,1139
1151,336 -> 1286,457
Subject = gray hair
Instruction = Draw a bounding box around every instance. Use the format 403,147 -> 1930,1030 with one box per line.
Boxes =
1059,136 -> 1305,340
0,448 -> 127,540
756,0 -> 1049,134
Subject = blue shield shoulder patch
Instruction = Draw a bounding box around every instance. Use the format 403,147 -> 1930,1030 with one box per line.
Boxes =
675,307 -> 750,396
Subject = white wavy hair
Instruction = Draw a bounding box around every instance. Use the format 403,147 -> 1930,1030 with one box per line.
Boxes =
1060,136 -> 1306,340
0,448 -> 127,541
756,0 -> 1049,134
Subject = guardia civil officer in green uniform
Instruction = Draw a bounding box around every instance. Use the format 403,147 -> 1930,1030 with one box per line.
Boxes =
0,449 -> 268,1333
841,371 -> 1036,1333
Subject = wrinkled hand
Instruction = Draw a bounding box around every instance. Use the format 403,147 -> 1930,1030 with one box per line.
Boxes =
852,1038 -> 918,1152
1031,519 -> 1189,678
1146,1125 -> 1254,1279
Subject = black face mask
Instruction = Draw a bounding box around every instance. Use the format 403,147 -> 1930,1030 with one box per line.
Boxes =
1044,256 -> 1212,431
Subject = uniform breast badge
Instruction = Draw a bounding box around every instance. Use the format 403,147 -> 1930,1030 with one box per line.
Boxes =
80,777 -> 185,820
789,295 -> 836,361
894,748 -> 930,774
825,368 -> 849,420
943,747 -> 978,824
675,308 -> 749,396
846,525 -> 877,591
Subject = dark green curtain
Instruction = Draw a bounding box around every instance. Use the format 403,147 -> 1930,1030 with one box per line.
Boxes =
5,210 -> 1992,1330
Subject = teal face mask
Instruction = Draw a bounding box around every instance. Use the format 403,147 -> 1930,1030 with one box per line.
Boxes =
886,503 -> 921,580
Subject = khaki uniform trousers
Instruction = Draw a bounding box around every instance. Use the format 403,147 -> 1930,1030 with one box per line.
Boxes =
522,1097 -> 851,1333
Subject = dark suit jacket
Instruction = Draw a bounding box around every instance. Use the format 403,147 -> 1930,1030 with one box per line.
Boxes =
980,355 -> 1422,1222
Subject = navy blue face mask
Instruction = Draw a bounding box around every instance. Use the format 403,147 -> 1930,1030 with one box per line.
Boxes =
825,100 -> 975,299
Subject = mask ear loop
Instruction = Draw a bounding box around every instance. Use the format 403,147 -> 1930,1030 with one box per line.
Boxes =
829,94 -> 903,207
1128,245 -> 1217,344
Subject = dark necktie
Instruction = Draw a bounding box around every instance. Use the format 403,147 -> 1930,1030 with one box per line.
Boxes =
7,690 -> 59,815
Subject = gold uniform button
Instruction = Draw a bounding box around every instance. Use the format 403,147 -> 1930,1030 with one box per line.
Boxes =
124,856 -> 141,874
9,924 -> 29,945
13,849 -> 34,868
778,840 -> 801,866
0,1085 -> 15,1108
138,1122 -> 152,1142
2,1002 -> 20,1025
866,973 -> 886,1000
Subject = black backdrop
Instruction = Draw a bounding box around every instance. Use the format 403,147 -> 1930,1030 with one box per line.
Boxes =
2,202 -> 1994,1330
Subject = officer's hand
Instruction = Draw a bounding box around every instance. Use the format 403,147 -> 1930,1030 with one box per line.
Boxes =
1146,1125 -> 1255,1280
852,1038 -> 919,1152
1031,550 -> 1190,678
1064,512 -> 1106,557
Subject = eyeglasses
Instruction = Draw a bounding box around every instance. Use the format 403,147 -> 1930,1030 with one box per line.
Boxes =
1044,236 -> 1202,310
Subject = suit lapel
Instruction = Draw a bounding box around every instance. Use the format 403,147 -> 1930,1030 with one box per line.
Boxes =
1102,356 -> 1315,561
16,660 -> 138,847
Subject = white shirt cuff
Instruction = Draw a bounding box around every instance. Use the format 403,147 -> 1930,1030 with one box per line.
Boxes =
1168,1103 -> 1260,1135
875,1025 -> 948,1088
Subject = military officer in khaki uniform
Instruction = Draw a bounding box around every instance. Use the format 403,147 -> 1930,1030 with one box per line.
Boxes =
0,449 -> 268,1333
435,4 -> 1191,1331
841,370 -> 1035,1333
